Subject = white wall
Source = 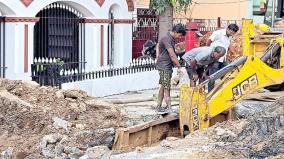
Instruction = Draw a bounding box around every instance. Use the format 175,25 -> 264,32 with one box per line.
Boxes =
114,24 -> 133,66
4,22 -> 18,79
0,0 -> 133,18
0,0 -> 23,15
4,22 -> 35,80
62,70 -> 160,97
109,2 -> 133,66
84,23 -> 101,71
0,0 -> 134,80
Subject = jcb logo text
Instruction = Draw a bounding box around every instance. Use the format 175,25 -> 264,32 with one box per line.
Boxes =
232,74 -> 258,100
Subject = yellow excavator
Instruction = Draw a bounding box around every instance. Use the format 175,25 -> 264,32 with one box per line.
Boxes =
179,0 -> 284,136
179,35 -> 284,135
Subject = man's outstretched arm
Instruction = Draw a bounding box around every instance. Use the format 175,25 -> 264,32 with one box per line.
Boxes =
167,47 -> 181,68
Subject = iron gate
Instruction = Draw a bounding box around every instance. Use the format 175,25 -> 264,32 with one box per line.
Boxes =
0,16 -> 5,78
132,8 -> 158,59
32,3 -> 86,87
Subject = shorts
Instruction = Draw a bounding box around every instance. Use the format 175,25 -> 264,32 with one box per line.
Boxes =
185,66 -> 204,80
158,70 -> 172,90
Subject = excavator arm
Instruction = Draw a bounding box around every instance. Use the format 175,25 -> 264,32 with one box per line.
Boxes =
179,38 -> 284,136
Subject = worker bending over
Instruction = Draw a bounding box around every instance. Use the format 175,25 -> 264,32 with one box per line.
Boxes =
182,46 -> 226,87
206,24 -> 239,91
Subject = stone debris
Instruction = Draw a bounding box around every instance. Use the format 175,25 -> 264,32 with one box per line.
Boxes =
111,98 -> 284,159
85,146 -> 111,159
0,79 -> 125,158
52,117 -> 70,131
1,147 -> 13,158
160,140 -> 173,148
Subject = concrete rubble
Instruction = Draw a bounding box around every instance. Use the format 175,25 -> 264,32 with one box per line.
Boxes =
0,78 -> 283,159
111,98 -> 284,159
0,79 -> 125,158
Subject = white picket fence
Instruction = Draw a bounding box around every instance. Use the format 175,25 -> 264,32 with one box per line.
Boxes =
32,57 -> 156,78
32,57 -> 164,96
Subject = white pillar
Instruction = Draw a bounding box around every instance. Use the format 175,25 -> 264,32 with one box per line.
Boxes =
85,23 -> 100,71
84,22 -> 112,69
27,22 -> 36,80
102,23 -> 109,66
4,22 -> 18,79
114,23 -> 132,66
5,21 -> 36,80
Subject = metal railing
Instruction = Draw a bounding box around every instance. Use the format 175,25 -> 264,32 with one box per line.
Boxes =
31,58 -> 157,88
132,17 -> 159,58
0,16 -> 6,78
173,17 -> 242,32
173,17 -> 241,43
33,2 -> 85,85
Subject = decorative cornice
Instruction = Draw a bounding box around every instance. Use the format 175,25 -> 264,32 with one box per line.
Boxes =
94,0 -> 134,11
84,19 -> 134,24
114,19 -> 135,24
1,17 -> 134,24
95,0 -> 105,7
20,0 -> 134,12
4,17 -> 40,23
84,19 -> 112,23
20,0 -> 33,7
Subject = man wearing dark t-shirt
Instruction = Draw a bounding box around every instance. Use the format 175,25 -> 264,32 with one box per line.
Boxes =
155,24 -> 186,113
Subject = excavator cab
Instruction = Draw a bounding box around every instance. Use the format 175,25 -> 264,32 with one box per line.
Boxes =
264,0 -> 284,29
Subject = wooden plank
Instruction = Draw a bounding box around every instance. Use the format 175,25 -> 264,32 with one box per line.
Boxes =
147,126 -> 152,146
112,115 -> 180,151
128,123 -> 150,133
244,91 -> 284,101
24,25 -> 29,73
128,129 -> 149,149
127,114 -> 178,133
124,132 -> 130,148
256,34 -> 279,38
250,40 -> 271,43
150,114 -> 178,126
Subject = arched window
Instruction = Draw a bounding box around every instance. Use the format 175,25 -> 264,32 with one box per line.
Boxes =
33,3 -> 86,86
34,2 -> 85,69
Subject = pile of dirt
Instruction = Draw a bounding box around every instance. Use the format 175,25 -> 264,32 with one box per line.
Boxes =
0,79 -> 126,158
111,98 -> 284,159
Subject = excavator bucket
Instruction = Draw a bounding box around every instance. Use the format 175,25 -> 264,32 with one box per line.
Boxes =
179,84 -> 209,136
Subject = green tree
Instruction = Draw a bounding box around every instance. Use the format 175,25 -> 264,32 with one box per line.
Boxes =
150,0 -> 192,39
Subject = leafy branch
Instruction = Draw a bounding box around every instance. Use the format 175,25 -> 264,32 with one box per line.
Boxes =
150,0 -> 192,15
